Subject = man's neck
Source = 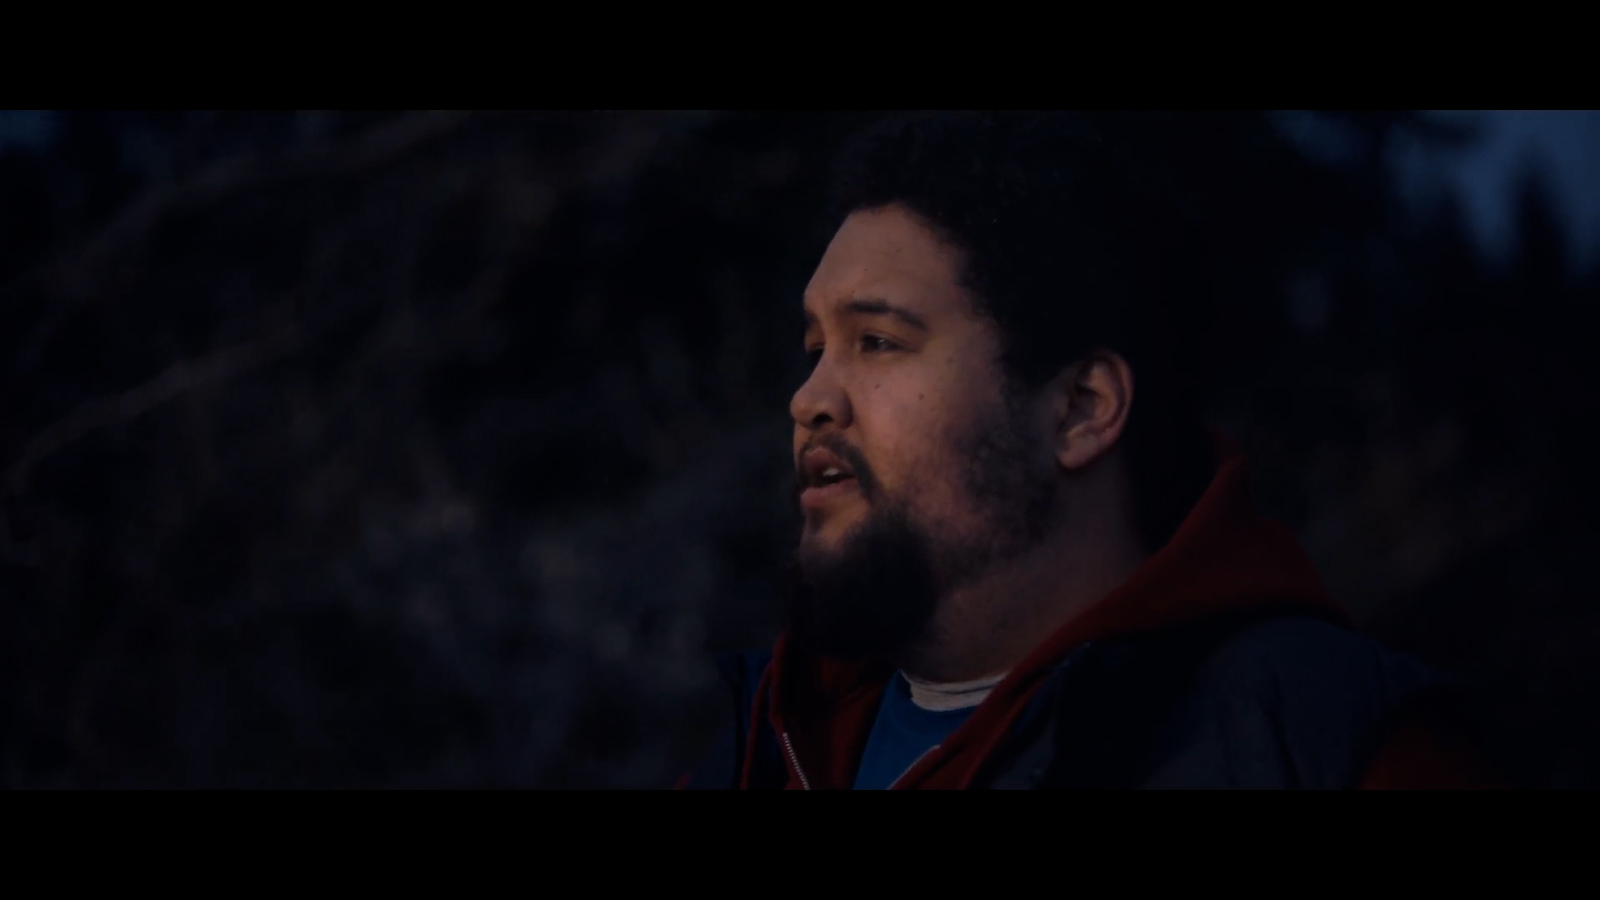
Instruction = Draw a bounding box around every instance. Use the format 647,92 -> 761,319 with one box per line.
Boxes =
896,488 -> 1149,683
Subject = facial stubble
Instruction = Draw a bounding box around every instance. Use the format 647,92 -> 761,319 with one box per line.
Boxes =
784,394 -> 1057,663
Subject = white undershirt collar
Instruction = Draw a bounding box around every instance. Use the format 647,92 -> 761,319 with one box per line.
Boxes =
900,670 -> 1008,712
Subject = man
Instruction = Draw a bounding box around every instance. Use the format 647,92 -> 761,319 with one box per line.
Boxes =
683,112 -> 1500,789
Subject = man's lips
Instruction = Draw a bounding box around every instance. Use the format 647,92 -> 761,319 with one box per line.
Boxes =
798,445 -> 861,512
799,475 -> 859,512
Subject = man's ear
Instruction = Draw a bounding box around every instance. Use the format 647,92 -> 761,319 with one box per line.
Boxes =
1051,350 -> 1135,472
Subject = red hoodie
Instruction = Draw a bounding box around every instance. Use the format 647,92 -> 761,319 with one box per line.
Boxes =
737,436 -> 1502,790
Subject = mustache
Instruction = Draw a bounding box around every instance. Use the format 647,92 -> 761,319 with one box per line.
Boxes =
792,434 -> 877,498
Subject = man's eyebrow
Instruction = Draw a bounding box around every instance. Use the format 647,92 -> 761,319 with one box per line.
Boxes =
840,297 -> 929,331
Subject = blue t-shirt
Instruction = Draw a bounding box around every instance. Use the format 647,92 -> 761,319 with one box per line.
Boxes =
852,672 -> 978,790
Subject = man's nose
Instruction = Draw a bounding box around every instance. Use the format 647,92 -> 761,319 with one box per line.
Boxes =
790,359 -> 851,431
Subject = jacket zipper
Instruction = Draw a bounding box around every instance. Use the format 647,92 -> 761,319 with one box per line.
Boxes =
781,732 -> 812,790
772,645 -> 1091,792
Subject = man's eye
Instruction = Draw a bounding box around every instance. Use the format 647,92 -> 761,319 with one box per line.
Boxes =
860,335 -> 898,353
805,347 -> 823,367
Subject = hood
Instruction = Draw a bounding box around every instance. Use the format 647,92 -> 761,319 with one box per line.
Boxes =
743,433 -> 1348,790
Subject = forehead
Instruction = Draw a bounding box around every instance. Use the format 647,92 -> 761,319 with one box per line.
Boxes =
803,205 -> 970,322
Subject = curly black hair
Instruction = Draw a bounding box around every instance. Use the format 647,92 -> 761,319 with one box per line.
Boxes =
829,111 -> 1217,554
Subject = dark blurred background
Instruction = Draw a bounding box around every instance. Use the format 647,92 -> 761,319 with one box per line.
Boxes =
1,110 -> 1596,788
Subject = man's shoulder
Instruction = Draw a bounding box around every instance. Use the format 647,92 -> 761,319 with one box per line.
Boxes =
714,648 -> 774,691
1150,614 -> 1445,788
678,649 -> 778,790
1196,614 -> 1440,704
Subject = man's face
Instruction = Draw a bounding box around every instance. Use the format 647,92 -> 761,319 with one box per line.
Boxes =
785,204 -> 1058,661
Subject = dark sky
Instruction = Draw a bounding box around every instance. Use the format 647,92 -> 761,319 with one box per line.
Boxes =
1394,110 -> 1600,271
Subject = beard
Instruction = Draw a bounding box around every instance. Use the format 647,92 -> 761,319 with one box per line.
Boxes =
784,498 -> 940,663
784,392 -> 1057,664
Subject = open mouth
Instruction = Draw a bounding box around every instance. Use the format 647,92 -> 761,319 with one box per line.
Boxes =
799,446 -> 861,508
814,465 -> 854,487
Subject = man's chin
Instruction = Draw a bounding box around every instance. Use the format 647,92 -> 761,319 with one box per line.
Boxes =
785,506 -> 940,664
799,514 -> 865,558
